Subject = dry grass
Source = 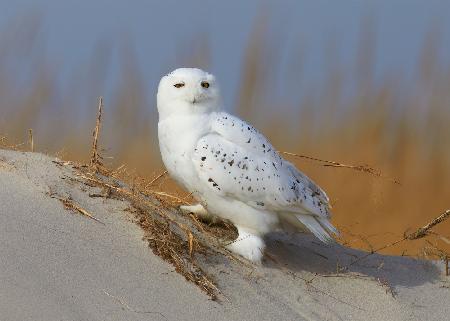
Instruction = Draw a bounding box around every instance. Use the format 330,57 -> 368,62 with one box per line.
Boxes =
73,166 -> 240,300
49,191 -> 104,224
73,123 -> 238,299
1,14 -> 449,260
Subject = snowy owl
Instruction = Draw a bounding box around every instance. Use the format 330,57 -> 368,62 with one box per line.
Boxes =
157,68 -> 338,263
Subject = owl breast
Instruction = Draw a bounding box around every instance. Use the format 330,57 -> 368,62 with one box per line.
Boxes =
158,114 -> 211,191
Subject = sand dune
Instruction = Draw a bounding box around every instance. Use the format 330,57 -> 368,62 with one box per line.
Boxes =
0,149 -> 449,321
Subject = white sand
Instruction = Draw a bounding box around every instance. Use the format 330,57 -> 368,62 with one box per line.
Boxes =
0,149 -> 449,321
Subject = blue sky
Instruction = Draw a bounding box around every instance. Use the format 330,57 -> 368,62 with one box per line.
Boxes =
1,0 -> 449,110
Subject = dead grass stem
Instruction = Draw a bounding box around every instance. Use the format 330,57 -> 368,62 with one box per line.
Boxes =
90,96 -> 104,173
50,192 -> 104,224
281,151 -> 401,185
405,210 -> 450,240
146,170 -> 168,187
343,209 -> 450,271
28,129 -> 34,152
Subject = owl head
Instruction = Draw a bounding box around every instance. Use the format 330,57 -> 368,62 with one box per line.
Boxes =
157,68 -> 222,120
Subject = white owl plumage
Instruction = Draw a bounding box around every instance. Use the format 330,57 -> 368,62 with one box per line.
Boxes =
157,68 -> 338,262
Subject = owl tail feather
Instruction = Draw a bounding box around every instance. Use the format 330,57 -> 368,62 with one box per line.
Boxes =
295,214 -> 338,243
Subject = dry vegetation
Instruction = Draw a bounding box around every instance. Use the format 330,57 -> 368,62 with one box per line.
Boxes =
1,15 -> 449,261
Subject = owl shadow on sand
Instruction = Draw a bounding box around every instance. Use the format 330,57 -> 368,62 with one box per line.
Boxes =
262,232 -> 442,288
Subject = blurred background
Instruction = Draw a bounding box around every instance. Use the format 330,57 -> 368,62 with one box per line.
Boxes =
1,0 -> 449,257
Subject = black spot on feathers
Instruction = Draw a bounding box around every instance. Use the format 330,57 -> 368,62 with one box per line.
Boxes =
208,178 -> 220,190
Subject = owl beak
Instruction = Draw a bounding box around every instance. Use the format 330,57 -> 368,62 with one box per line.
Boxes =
189,93 -> 199,104
188,91 -> 202,104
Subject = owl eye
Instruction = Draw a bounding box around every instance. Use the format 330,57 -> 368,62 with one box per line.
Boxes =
201,81 -> 210,88
174,83 -> 185,88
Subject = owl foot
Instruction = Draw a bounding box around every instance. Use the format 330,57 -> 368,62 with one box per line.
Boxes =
180,203 -> 219,223
226,227 -> 265,263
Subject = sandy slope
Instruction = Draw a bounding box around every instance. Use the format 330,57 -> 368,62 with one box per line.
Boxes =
0,149 -> 449,321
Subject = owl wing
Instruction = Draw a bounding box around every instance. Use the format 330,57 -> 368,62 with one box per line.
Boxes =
192,112 -> 337,240
208,113 -> 329,200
